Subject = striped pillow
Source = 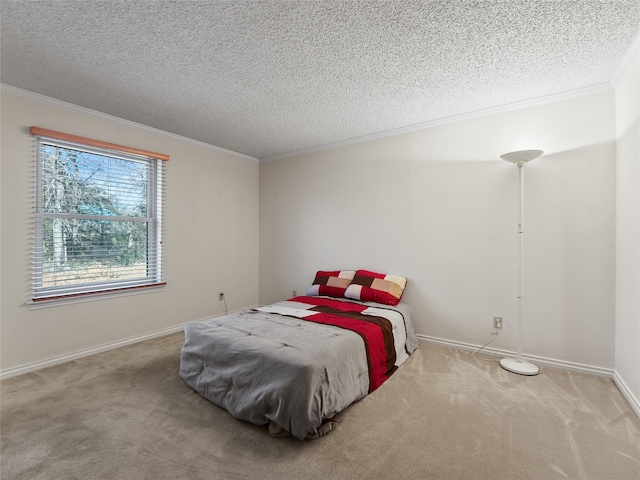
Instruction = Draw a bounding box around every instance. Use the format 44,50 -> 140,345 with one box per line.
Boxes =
306,270 -> 356,298
344,270 -> 407,306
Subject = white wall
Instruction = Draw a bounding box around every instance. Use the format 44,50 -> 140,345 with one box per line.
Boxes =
0,90 -> 260,373
614,46 -> 640,412
0,76 -> 630,394
260,89 -> 617,369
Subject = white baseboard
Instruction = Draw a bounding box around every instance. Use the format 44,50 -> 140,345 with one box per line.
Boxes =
613,371 -> 640,418
417,334 -> 640,419
0,308 -> 251,381
417,334 -> 615,377
0,324 -> 186,381
3,326 -> 638,421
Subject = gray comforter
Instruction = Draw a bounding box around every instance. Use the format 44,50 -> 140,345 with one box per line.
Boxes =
179,297 -> 418,440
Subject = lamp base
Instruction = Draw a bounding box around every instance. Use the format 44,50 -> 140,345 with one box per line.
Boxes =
500,357 -> 539,376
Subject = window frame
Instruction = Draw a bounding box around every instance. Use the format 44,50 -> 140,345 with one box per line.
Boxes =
29,127 -> 168,306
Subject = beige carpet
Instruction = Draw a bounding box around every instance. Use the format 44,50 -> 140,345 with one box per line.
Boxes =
1,332 -> 639,480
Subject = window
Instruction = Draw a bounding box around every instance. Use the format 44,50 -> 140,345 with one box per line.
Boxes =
30,127 -> 168,304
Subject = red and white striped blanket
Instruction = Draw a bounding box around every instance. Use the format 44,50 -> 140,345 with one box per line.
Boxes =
256,296 -> 409,392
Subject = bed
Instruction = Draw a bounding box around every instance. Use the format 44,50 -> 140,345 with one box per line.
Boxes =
179,270 -> 418,440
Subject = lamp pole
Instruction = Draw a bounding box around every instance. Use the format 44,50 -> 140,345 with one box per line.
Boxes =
499,150 -> 542,376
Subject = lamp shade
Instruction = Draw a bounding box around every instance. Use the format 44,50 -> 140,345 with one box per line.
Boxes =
500,149 -> 544,165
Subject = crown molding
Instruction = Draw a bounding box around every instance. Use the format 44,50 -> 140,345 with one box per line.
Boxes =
1,79 -> 617,165
259,83 -> 612,162
0,84 -> 258,162
611,28 -> 640,87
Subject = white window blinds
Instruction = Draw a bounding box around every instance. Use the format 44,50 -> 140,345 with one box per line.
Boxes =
30,127 -> 167,303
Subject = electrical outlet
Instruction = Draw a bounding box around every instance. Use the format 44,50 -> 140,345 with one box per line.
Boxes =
493,316 -> 503,329
292,290 -> 297,297
219,292 -> 224,301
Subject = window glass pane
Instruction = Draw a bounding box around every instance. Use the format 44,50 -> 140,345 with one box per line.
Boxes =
40,144 -> 148,218
40,218 -> 149,287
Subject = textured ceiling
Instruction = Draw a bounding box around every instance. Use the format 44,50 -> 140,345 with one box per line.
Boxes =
1,1 -> 639,160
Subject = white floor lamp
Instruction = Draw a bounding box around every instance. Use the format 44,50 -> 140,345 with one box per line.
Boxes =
500,149 -> 543,376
